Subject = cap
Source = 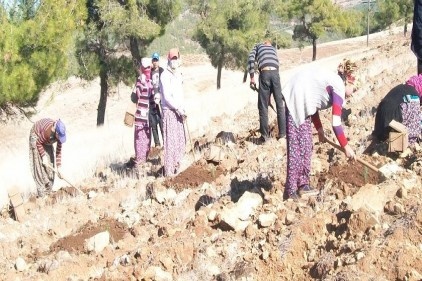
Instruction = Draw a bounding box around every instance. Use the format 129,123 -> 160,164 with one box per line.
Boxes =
152,52 -> 160,60
167,48 -> 179,60
140,57 -> 151,68
55,119 -> 66,143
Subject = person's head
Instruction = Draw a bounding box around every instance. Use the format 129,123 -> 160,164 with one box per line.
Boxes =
140,57 -> 152,79
338,59 -> 358,97
263,38 -> 272,46
406,74 -> 422,98
152,52 -> 160,69
55,119 -> 66,143
167,48 -> 180,70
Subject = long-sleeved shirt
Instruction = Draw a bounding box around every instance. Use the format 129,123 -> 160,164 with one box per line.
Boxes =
248,43 -> 279,78
133,75 -> 153,127
283,66 -> 348,147
160,67 -> 184,112
33,118 -> 63,166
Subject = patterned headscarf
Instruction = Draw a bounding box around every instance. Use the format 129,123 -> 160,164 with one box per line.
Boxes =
406,74 -> 422,97
337,59 -> 357,85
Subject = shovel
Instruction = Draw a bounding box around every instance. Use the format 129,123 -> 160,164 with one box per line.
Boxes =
45,164 -> 85,195
324,137 -> 379,173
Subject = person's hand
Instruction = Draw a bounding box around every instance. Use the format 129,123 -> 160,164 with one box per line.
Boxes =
41,155 -> 49,168
154,93 -> 161,105
250,77 -> 257,91
177,108 -> 186,120
318,128 -> 325,143
344,144 -> 355,159
57,167 -> 63,179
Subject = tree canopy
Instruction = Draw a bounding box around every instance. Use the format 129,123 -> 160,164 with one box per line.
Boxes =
0,0 -> 85,106
188,0 -> 275,89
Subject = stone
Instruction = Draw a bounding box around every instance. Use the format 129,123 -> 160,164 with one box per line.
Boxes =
258,213 -> 277,228
85,231 -> 110,253
15,257 -> 27,272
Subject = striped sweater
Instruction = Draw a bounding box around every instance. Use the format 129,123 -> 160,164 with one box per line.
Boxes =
33,118 -> 63,166
248,43 -> 279,78
133,75 -> 153,127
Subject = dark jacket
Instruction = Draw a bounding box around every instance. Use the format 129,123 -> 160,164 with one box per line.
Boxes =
411,0 -> 422,60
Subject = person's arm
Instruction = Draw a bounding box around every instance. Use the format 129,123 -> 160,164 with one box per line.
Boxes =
331,89 -> 348,147
56,141 -> 62,167
248,44 -> 259,79
311,111 -> 325,142
160,73 -> 182,112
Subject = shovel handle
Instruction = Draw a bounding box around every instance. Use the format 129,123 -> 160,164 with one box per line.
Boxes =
324,138 -> 379,173
44,164 -> 85,195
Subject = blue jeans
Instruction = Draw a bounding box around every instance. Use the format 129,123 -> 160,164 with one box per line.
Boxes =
258,70 -> 286,139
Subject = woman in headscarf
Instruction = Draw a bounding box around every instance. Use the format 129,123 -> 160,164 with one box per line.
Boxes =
160,48 -> 186,176
29,118 -> 66,197
282,59 -> 357,201
371,74 -> 422,145
126,57 -> 154,169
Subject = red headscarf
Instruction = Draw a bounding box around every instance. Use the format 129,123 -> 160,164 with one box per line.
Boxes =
406,74 -> 422,97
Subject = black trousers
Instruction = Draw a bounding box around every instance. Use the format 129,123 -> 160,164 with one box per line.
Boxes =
258,70 -> 286,139
149,109 -> 163,146
418,58 -> 422,75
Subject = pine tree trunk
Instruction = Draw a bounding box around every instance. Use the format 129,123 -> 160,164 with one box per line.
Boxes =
129,37 -> 141,65
312,38 -> 317,61
217,52 -> 224,89
97,66 -> 109,126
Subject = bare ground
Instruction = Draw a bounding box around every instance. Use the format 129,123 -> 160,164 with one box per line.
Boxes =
0,30 -> 422,281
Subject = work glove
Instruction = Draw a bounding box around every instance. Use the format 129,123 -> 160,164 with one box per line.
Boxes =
154,93 -> 161,105
57,167 -> 63,179
41,155 -> 49,168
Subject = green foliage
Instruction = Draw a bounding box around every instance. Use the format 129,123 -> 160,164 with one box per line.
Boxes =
375,0 -> 413,33
0,0 -> 86,106
282,0 -> 362,60
188,0 -> 275,87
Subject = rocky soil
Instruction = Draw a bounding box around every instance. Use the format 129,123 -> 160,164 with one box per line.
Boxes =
1,31 -> 422,281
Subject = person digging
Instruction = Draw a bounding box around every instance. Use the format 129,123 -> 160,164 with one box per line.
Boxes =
29,118 -> 66,197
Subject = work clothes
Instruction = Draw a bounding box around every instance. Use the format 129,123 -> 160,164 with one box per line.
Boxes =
150,66 -> 164,146
372,84 -> 421,143
29,118 -> 61,197
285,111 -> 313,197
248,42 -> 286,139
160,66 -> 186,176
411,0 -> 422,74
283,67 -> 350,198
132,74 -> 153,164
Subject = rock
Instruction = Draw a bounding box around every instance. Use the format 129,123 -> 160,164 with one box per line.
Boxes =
84,231 -> 110,253
15,257 -> 27,272
258,213 -> 277,228
218,191 -> 262,232
396,187 -> 407,199
285,212 -> 296,225
348,209 -> 379,236
355,252 -> 365,260
87,191 -> 97,199
155,188 -> 177,204
143,266 -> 173,281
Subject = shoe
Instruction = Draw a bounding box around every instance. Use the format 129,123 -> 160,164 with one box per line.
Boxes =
298,185 -> 319,197
283,190 -> 299,201
256,136 -> 269,145
288,193 -> 300,201
125,157 -> 137,169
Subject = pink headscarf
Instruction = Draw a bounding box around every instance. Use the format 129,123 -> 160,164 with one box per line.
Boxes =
406,74 -> 422,97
